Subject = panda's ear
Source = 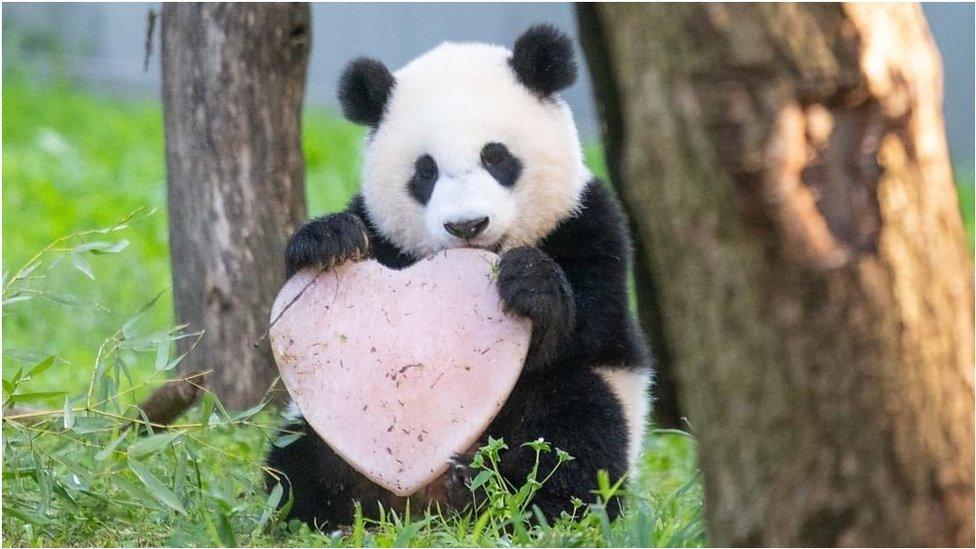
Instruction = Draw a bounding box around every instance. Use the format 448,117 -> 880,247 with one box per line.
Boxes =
338,57 -> 395,127
510,25 -> 578,97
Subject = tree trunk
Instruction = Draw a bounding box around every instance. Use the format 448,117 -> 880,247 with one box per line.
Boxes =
578,3 -> 974,546
162,3 -> 310,409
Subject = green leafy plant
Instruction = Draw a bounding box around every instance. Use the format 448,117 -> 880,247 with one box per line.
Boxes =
465,437 -> 575,534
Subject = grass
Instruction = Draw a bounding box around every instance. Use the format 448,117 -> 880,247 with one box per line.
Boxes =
2,73 -> 704,546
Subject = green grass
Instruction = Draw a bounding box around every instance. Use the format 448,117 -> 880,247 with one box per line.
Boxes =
2,74 -> 704,546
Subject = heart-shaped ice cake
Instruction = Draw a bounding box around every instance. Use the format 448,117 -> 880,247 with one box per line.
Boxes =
269,248 -> 531,496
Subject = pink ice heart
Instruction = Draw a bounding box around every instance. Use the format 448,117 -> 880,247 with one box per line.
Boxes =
269,248 -> 531,496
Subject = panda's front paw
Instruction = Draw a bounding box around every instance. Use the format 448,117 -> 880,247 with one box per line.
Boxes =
498,246 -> 575,326
285,213 -> 371,278
498,246 -> 575,368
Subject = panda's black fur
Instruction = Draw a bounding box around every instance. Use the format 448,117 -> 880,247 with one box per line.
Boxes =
266,25 -> 652,528
337,57 -> 395,128
509,24 -> 578,98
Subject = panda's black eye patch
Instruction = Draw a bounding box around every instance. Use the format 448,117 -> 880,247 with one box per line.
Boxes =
481,143 -> 522,188
408,154 -> 438,205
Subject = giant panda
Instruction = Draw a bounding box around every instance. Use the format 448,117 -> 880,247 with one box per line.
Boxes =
266,25 -> 652,528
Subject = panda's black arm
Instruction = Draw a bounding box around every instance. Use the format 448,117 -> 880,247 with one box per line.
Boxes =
284,212 -> 371,278
555,252 -> 639,365
536,180 -> 644,368
496,245 -> 577,371
283,195 -> 417,277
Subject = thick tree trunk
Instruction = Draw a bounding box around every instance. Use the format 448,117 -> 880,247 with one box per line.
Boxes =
578,3 -> 974,546
162,3 -> 310,409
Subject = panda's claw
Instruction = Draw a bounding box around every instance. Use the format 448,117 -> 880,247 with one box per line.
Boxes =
285,212 -> 371,278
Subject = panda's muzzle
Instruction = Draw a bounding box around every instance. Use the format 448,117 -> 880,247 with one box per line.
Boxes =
443,216 -> 489,240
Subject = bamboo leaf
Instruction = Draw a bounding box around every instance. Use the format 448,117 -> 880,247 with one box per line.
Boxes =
95,431 -> 128,461
114,476 -> 165,512
256,482 -> 284,532
71,416 -> 112,434
52,480 -> 80,507
272,431 -> 303,448
154,339 -> 169,371
84,239 -> 129,254
28,355 -> 56,377
231,400 -> 268,422
172,447 -> 187,498
7,391 -> 67,404
121,289 -> 167,337
33,452 -> 51,515
128,432 -> 181,458
62,397 -> 75,430
160,350 -> 190,371
198,392 -> 216,424
2,294 -> 33,306
128,459 -> 186,514
70,251 -> 95,280
2,504 -> 51,526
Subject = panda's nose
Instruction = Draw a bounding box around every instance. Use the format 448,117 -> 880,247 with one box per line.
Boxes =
444,217 -> 489,240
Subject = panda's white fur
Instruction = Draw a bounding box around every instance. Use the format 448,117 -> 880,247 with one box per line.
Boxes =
362,42 -> 591,258
596,367 -> 651,475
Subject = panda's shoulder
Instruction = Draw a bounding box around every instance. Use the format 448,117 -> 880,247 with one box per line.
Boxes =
573,179 -> 628,234
540,179 -> 630,260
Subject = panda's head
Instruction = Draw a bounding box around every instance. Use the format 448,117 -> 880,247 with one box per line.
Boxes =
338,25 -> 589,258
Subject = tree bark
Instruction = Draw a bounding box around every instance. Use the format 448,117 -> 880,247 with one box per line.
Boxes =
578,3 -> 974,546
162,3 -> 310,409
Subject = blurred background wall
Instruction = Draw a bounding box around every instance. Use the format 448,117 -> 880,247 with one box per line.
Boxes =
3,2 -> 973,166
